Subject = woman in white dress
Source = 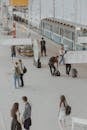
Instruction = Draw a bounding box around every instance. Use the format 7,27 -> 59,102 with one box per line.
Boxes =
58,95 -> 67,130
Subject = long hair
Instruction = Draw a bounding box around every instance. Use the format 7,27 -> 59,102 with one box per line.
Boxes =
60,95 -> 66,107
11,102 -> 19,118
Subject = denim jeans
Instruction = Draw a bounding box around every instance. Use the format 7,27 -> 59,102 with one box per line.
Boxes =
59,55 -> 65,64
14,74 -> 20,88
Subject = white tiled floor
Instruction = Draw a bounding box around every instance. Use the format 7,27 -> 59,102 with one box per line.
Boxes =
0,44 -> 87,130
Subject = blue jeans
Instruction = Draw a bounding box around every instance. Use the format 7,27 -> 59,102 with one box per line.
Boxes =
14,74 -> 20,88
59,55 -> 65,64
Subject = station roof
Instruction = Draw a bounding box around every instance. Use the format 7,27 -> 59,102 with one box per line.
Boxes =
42,17 -> 87,30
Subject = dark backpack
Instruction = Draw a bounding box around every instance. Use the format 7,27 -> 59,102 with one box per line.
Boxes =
54,70 -> 60,76
23,66 -> 27,74
65,105 -> 71,115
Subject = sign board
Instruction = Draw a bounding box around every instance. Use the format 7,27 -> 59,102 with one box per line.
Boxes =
9,0 -> 28,6
65,51 -> 87,64
78,37 -> 87,44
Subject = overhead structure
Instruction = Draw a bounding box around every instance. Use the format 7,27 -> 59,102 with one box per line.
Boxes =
9,0 -> 28,7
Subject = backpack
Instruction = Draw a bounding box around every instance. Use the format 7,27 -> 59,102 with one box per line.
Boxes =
54,70 -> 60,76
65,105 -> 71,115
23,66 -> 27,74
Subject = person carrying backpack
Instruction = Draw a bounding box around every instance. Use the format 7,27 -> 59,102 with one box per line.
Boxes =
58,95 -> 71,130
14,62 -> 20,88
18,59 -> 25,87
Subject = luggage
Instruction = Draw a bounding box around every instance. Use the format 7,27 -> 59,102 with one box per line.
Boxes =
72,68 -> 78,78
54,70 -> 60,76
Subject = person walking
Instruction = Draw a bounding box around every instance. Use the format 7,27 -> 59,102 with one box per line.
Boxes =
19,59 -> 24,87
40,37 -> 47,56
58,95 -> 67,130
48,55 -> 59,75
22,96 -> 32,130
14,62 -> 20,88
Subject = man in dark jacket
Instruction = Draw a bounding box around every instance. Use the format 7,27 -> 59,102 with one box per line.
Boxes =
40,37 -> 46,56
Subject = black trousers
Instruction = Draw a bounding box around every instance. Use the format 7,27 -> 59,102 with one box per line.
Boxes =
49,64 -> 56,75
41,47 -> 46,56
66,64 -> 71,75
20,74 -> 24,86
24,118 -> 31,130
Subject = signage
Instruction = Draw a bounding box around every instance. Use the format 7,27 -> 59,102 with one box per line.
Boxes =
9,0 -> 28,6
65,51 -> 87,63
